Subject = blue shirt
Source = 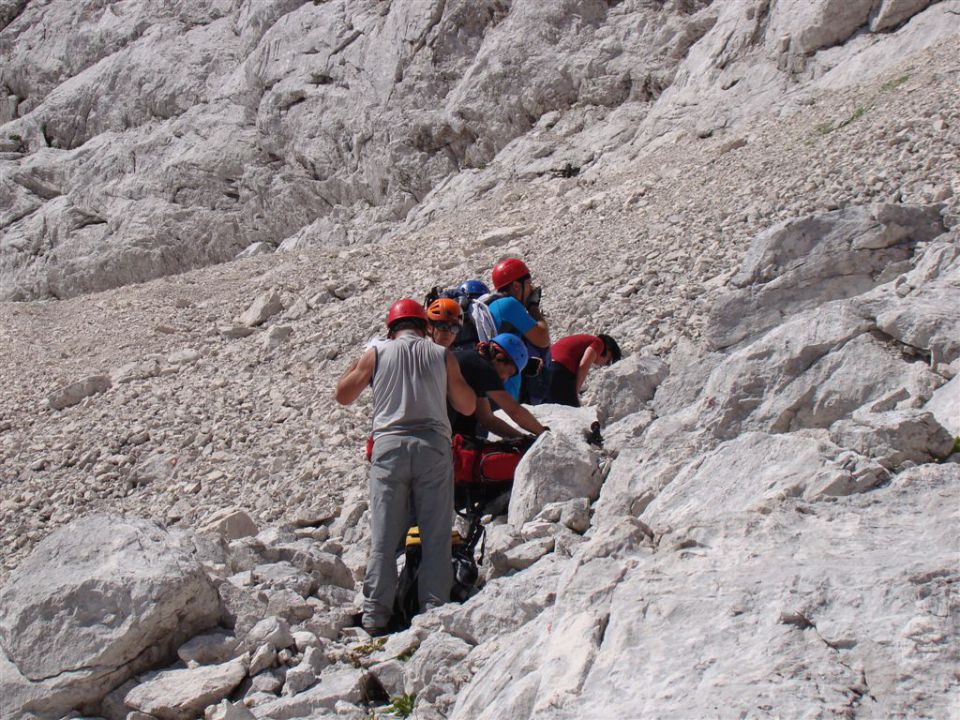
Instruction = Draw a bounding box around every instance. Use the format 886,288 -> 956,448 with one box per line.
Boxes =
487,297 -> 536,336
487,297 -> 536,400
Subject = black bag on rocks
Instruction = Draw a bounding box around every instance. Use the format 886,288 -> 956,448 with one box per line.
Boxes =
392,526 -> 479,631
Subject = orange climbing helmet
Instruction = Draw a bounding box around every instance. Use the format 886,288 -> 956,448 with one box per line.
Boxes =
427,298 -> 463,324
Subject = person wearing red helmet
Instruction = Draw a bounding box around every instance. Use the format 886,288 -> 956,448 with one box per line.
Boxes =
486,257 -> 550,401
335,298 -> 475,636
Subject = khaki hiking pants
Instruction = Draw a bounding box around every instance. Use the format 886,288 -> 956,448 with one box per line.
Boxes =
363,431 -> 453,629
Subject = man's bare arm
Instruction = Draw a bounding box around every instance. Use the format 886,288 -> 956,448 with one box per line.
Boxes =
446,352 -> 477,416
576,345 -> 601,393
335,349 -> 376,405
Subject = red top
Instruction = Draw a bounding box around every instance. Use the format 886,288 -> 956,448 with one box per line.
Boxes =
551,334 -> 603,374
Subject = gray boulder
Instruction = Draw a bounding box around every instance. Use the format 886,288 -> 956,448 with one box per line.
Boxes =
177,631 -> 239,666
47,374 -> 111,410
582,353 -> 669,424
924,375 -> 960,436
0,515 -> 220,719
696,300 -> 942,439
706,204 -> 945,350
641,432 -> 889,531
829,409 -> 955,470
240,291 -> 283,327
251,667 -> 365,719
450,464 -> 959,720
124,656 -> 248,720
508,431 -> 601,527
198,507 -> 259,541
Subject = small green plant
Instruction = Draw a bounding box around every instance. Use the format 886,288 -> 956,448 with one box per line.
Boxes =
848,105 -> 868,122
881,74 -> 910,92
952,437 -> 960,455
384,693 -> 416,717
815,121 -> 834,135
353,636 -> 387,656
396,642 -> 420,662
8,133 -> 21,142
346,636 -> 387,668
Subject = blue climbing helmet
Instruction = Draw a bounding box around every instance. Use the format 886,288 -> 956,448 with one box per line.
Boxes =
459,279 -> 489,298
490,333 -> 528,376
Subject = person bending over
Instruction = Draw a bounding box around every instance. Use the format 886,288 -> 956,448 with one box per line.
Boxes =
546,333 -> 621,407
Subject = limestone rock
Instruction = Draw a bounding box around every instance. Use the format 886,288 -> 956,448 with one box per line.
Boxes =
263,325 -> 293,349
924,375 -> 960,436
124,656 -> 248,720
533,498 -> 590,533
641,432 -> 890,531
829,409 -> 955,470
500,536 -> 555,571
167,348 -> 201,366
404,632 -> 472,696
259,540 -> 354,590
47,374 -> 111,410
209,699 -> 257,720
252,562 -> 316,598
695,300 -> 944,440
581,353 -> 669,424
237,242 -> 275,259
0,516 -> 219,719
248,644 -> 277,677
199,508 -> 258,541
435,557 -> 562,646
450,465 -> 959,719
244,617 -> 294,653
871,0 -> 936,32
177,631 -> 239,666
508,432 -> 601,526
251,667 -> 364,719
706,204 -> 945,350
478,225 -> 532,247
240,292 -> 283,327
110,359 -> 161,384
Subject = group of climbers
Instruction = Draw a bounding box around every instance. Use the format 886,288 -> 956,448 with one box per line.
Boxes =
426,257 -> 620,409
335,256 -> 620,636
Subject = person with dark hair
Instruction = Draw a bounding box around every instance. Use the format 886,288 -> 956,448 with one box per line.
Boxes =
335,298 -> 475,636
448,333 -> 547,439
425,298 -> 463,349
545,333 -> 622,407
485,257 -> 550,401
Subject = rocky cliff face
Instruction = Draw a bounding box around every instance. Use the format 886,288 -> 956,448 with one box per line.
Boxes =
2,0 -> 957,300
1,2 -> 959,719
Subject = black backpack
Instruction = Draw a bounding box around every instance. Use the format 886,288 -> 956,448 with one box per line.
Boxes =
392,526 -> 480,631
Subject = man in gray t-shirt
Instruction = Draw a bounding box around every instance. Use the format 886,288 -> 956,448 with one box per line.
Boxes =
335,298 -> 475,635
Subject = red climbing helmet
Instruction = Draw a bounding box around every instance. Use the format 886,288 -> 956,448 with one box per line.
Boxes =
386,298 -> 427,329
491,258 -> 531,291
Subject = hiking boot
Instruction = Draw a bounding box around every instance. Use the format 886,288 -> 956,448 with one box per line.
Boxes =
362,623 -> 390,638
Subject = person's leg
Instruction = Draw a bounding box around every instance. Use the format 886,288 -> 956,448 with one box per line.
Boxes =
547,363 -> 579,406
362,435 -> 412,630
410,433 -> 454,612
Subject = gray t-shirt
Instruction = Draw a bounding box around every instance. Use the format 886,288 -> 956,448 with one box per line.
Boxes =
371,333 -> 450,440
